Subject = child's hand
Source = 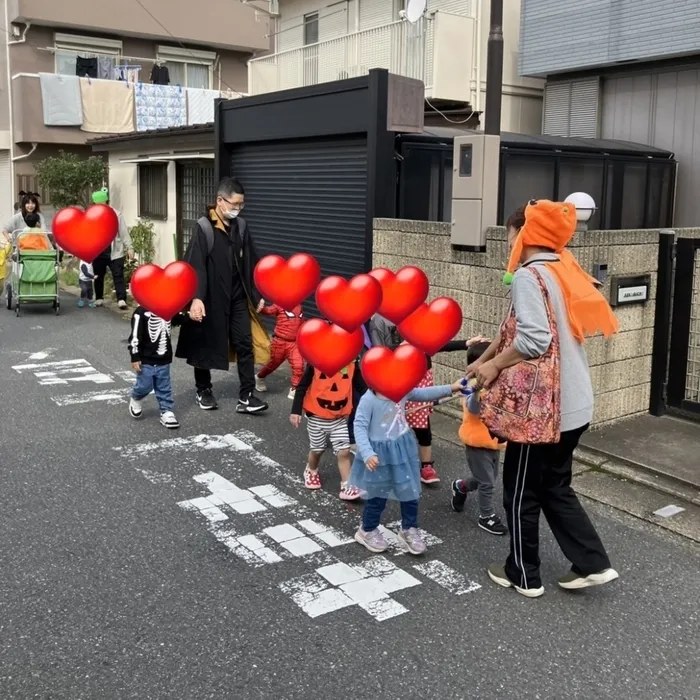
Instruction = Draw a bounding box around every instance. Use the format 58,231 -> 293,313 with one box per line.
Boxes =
365,456 -> 379,471
466,335 -> 489,348
132,361 -> 141,371
450,378 -> 467,393
289,414 -> 302,428
256,299 -> 265,313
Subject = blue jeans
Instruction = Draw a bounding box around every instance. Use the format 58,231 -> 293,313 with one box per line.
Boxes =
363,497 -> 419,532
132,363 -> 174,412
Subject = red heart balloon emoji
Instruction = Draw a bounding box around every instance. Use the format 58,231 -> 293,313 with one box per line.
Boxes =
398,297 -> 463,356
315,274 -> 383,332
130,262 -> 198,322
254,253 -> 321,311
369,266 -> 429,325
361,345 -> 428,403
297,319 -> 364,376
52,204 -> 119,263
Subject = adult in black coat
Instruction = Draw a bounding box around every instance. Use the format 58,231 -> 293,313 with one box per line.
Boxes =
175,177 -> 271,414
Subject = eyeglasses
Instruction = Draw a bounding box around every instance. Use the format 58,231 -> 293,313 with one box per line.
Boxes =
219,196 -> 245,211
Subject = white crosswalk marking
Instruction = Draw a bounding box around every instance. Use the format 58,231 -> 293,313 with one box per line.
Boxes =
13,358 -> 114,385
51,388 -> 131,406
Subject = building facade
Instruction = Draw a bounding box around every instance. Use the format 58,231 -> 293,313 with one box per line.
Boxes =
0,0 -> 269,226
248,0 -> 543,133
520,0 -> 700,226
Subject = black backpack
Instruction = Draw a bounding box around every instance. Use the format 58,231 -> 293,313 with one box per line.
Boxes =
196,216 -> 247,257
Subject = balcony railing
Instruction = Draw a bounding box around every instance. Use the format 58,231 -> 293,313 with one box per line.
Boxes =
249,18 -> 435,96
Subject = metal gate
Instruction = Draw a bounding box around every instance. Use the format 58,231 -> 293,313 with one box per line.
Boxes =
229,136 -> 369,315
667,237 -> 700,417
176,161 -> 216,259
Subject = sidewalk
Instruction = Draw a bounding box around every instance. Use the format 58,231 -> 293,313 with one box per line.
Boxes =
580,414 -> 700,491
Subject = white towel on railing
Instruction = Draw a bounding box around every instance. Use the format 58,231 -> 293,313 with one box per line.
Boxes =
135,83 -> 186,131
39,73 -> 83,126
186,88 -> 220,125
80,78 -> 135,133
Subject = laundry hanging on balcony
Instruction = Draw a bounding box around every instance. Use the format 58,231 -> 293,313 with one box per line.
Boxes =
39,73 -> 83,127
75,56 -> 98,79
186,88 -> 220,125
79,77 -> 135,134
135,83 -> 186,131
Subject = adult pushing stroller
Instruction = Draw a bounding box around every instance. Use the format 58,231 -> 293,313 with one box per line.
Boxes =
6,229 -> 60,316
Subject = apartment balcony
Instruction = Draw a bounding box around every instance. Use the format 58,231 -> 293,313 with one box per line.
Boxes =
12,73 -> 223,145
10,0 -> 269,52
248,12 -> 475,103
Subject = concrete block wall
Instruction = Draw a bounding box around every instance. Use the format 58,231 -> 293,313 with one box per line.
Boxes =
372,219 -> 668,427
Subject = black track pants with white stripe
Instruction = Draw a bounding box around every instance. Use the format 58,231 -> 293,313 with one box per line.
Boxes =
503,424 -> 611,590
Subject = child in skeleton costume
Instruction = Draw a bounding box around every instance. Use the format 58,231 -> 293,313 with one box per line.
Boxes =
128,306 -> 187,429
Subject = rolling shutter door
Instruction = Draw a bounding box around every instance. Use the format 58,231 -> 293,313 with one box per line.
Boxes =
543,78 -> 600,138
358,0 -> 394,30
230,136 -> 368,316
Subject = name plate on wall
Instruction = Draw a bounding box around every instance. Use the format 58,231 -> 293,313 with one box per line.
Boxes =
609,274 -> 651,307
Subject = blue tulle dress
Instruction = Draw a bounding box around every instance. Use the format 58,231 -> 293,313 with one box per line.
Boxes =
349,385 -> 454,501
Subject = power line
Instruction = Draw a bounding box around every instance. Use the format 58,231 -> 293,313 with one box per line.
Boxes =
132,0 -> 247,97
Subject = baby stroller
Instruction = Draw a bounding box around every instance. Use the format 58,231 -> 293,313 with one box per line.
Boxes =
6,229 -> 60,316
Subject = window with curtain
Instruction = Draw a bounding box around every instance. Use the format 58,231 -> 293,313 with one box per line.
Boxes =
163,60 -> 211,88
138,163 -> 168,220
54,37 -> 120,79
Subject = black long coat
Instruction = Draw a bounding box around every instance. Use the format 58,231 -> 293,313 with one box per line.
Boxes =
175,211 -> 262,371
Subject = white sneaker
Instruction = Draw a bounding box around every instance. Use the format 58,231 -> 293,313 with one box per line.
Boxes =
118,300 -> 127,309
287,387 -> 296,400
255,374 -> 268,392
159,411 -> 180,429
95,299 -> 104,307
129,397 -> 143,418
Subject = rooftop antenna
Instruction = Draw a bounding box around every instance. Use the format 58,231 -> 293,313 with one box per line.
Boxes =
401,0 -> 426,22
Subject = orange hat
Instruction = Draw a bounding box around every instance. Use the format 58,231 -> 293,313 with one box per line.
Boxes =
504,199 -> 618,343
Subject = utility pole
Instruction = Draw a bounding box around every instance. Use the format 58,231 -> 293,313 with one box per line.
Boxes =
484,0 -> 504,135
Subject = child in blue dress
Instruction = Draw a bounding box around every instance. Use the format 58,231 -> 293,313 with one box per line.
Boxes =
351,376 -> 466,555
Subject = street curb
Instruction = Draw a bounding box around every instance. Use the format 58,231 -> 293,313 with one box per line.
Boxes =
433,405 -> 700,507
59,283 -> 133,321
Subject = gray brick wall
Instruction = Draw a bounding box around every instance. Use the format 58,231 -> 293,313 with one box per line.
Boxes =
520,0 -> 700,77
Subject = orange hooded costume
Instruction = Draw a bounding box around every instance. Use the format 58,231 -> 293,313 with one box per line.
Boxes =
504,200 -> 618,343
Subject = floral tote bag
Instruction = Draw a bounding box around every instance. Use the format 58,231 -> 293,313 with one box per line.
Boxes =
480,267 -> 561,444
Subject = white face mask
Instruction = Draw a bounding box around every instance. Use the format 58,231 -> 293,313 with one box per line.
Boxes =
226,209 -> 239,220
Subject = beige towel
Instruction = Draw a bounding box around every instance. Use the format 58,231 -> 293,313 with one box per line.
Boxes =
80,78 -> 135,134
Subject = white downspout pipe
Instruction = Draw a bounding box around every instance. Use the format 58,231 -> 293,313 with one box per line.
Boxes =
12,142 -> 38,162
475,0 -> 482,112
5,1 -> 16,206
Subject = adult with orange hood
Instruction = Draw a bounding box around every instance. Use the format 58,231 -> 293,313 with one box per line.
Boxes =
468,199 -> 619,599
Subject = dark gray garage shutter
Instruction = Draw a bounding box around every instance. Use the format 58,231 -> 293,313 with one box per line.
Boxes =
229,136 -> 368,316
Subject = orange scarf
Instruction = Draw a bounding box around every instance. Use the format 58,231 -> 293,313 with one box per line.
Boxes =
506,200 -> 618,343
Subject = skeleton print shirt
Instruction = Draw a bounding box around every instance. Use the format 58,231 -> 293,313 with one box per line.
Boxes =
128,306 -> 186,365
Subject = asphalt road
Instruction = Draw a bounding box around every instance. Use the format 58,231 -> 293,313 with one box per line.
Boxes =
1,293 -> 699,700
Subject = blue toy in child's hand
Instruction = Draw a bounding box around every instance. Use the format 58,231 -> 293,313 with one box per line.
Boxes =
459,377 -> 476,396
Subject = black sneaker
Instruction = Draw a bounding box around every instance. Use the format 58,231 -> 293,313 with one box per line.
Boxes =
478,515 -> 508,536
451,480 -> 468,513
196,388 -> 218,410
236,393 -> 268,414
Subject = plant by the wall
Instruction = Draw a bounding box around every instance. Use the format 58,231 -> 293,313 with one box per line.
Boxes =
125,218 -> 156,284
34,151 -> 107,209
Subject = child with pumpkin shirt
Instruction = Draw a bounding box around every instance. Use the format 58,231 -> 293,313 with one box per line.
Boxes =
290,358 -> 368,501
450,339 -> 508,535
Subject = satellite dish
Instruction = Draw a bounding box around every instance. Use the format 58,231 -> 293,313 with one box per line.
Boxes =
404,0 -> 426,23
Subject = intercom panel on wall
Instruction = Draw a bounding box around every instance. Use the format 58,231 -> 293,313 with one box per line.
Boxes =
451,134 -> 500,251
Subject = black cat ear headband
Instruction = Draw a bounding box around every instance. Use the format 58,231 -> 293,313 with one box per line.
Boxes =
18,191 -> 40,198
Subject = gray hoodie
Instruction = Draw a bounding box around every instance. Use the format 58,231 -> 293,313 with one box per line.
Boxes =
510,253 -> 594,433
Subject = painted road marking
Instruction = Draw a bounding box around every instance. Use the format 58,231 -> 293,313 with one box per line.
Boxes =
12,358 -> 113,385
124,430 -> 483,620
413,561 -> 481,595
51,388 -> 132,406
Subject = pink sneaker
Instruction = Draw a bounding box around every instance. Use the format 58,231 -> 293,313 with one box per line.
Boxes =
339,483 -> 361,501
304,467 -> 322,490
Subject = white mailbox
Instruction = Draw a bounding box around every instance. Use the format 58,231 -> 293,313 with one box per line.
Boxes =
450,133 -> 500,251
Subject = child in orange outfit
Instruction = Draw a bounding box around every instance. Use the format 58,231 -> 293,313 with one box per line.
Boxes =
255,303 -> 304,400
290,358 -> 367,501
451,338 -> 508,535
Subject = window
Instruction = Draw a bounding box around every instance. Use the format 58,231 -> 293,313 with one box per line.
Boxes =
54,32 -> 122,78
303,12 -> 319,45
138,163 -> 168,220
157,45 -> 215,89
